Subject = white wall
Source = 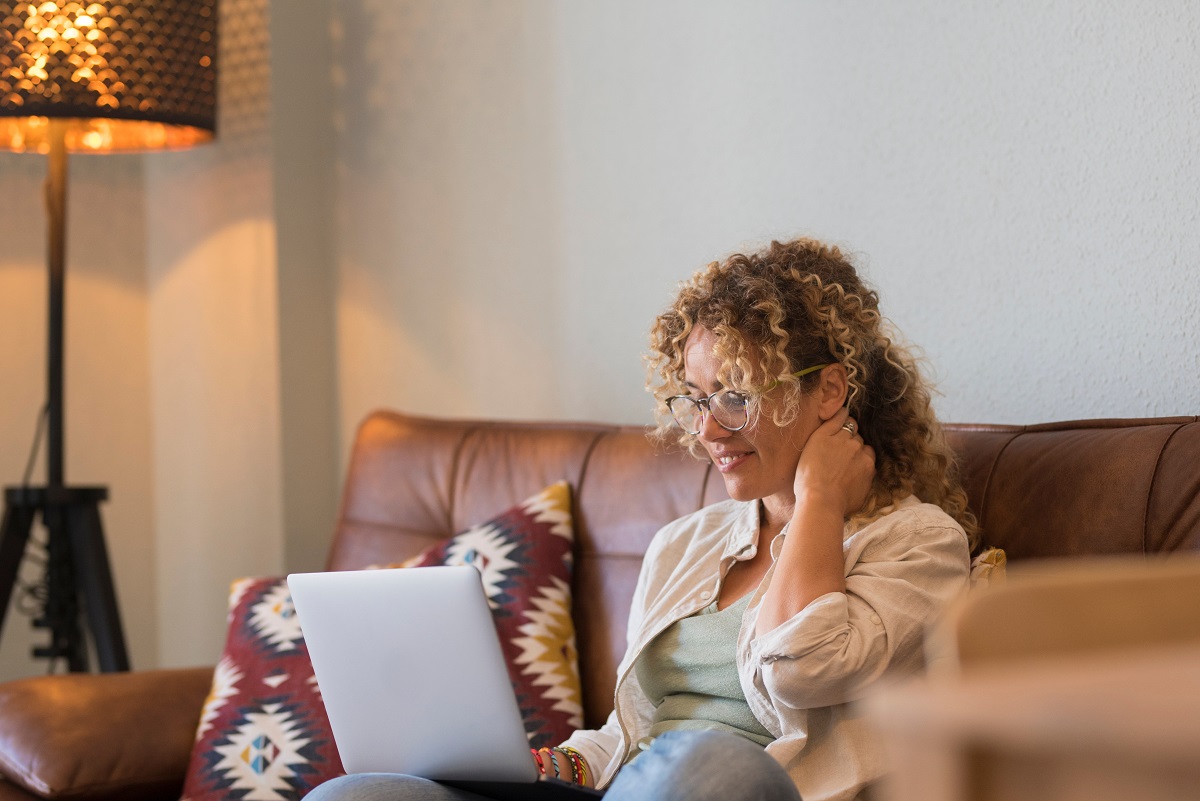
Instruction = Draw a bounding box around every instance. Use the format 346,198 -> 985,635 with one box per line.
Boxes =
333,0 -> 1200,448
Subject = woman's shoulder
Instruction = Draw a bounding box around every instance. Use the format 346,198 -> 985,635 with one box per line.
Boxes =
664,497 -> 749,529
649,498 -> 753,549
889,495 -> 964,527
855,495 -> 967,546
632,500 -> 755,599
847,496 -> 972,589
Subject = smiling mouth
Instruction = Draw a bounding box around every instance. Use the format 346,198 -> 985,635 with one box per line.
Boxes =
714,452 -> 752,472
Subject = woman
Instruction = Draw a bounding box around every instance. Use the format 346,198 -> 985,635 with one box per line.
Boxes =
310,237 -> 975,801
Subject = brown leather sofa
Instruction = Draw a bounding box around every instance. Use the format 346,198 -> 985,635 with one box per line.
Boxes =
1,411 -> 1197,801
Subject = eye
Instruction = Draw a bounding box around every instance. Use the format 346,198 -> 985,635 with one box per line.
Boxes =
714,390 -> 749,411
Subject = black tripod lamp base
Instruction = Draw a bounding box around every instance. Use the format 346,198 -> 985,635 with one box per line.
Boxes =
0,485 -> 130,672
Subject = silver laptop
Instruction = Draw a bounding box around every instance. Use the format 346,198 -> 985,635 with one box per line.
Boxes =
287,566 -> 604,799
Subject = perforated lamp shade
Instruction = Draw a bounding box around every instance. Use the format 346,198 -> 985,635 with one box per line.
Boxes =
0,0 -> 217,153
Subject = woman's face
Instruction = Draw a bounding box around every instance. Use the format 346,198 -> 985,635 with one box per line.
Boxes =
682,326 -> 825,523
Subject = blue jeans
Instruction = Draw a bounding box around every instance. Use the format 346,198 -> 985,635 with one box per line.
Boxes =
305,730 -> 801,801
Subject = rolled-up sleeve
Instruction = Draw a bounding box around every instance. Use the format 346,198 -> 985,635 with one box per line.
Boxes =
750,518 -> 969,712
559,709 -> 624,784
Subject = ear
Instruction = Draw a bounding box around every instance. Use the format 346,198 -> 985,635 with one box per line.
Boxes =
815,364 -> 849,420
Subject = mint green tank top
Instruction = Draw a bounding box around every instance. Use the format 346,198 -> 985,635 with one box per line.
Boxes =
628,592 -> 774,761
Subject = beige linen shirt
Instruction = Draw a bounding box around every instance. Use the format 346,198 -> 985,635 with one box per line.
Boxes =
561,496 -> 969,801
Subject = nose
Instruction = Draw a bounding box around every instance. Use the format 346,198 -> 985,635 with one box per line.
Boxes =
696,405 -> 731,441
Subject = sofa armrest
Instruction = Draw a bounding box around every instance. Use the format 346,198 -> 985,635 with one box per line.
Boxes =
0,666 -> 213,801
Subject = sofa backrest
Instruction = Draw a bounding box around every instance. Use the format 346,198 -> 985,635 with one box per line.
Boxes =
326,411 -> 1200,728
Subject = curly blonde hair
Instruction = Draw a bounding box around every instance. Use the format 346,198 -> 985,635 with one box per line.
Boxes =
646,237 -> 978,547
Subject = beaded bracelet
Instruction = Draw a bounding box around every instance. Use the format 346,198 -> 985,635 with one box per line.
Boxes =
558,746 -> 589,786
530,748 -> 545,775
533,746 -> 590,786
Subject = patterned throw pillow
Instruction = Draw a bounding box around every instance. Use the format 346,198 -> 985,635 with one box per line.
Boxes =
180,481 -> 583,801
180,575 -> 342,801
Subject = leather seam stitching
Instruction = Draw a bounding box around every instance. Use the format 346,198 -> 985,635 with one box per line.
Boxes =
1143,422 -> 1187,555
977,428 -> 1024,545
574,429 -> 610,548
446,425 -> 478,534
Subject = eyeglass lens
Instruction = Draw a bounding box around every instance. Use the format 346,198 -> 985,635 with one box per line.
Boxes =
668,391 -> 749,434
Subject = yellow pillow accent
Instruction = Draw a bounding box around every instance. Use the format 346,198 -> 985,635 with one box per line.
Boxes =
970,546 -> 1007,589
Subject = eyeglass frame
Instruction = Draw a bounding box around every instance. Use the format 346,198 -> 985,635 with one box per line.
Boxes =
665,363 -> 832,435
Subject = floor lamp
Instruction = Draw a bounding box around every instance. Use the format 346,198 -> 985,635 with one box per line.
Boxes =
0,1 -> 218,672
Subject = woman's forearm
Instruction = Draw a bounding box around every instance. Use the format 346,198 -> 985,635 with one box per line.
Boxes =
755,496 -> 846,636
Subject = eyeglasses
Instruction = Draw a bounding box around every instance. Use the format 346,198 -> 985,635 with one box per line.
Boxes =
665,364 -> 830,435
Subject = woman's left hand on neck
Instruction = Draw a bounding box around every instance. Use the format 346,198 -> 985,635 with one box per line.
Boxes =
756,409 -> 876,636
792,408 -> 876,519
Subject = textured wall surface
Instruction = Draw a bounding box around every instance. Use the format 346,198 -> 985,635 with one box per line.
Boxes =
333,0 -> 1200,441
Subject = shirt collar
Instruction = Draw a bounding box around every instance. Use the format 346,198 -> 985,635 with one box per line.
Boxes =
722,501 -> 763,561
